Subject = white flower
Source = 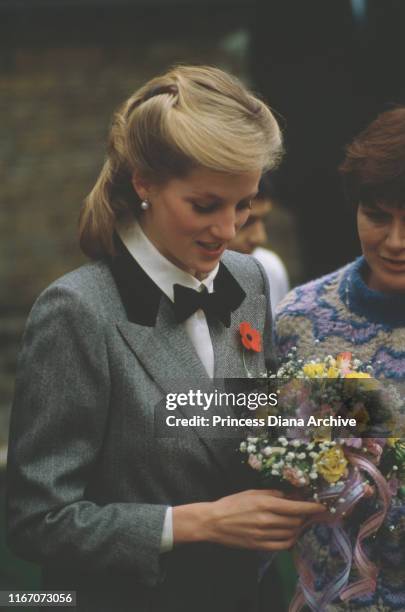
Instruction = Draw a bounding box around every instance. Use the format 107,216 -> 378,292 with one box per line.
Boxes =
297,452 -> 306,460
263,446 -> 273,456
292,440 -> 301,448
247,444 -> 256,454
286,452 -> 295,460
240,442 -> 247,452
278,437 -> 288,446
309,472 -> 318,480
247,437 -> 258,444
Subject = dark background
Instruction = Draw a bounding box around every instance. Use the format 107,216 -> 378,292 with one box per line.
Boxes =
1,0 -> 405,608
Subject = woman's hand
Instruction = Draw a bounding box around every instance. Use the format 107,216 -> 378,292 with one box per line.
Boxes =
173,489 -> 326,551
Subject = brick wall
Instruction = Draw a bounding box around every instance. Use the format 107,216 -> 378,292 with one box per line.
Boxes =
0,5 -> 255,451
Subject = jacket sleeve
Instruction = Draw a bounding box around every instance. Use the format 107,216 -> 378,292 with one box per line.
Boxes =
6,284 -> 167,587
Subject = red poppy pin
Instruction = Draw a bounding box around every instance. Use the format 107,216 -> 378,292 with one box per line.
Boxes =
239,322 -> 262,353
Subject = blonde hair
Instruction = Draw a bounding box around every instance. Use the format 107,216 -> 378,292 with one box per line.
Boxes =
79,65 -> 283,258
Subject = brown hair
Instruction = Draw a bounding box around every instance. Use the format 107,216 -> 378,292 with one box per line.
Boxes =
340,107 -> 405,209
79,65 -> 283,259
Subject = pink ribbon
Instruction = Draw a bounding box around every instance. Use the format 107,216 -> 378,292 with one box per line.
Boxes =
289,451 -> 392,612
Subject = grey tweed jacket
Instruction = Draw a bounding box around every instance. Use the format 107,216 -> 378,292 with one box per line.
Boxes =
6,245 -> 274,612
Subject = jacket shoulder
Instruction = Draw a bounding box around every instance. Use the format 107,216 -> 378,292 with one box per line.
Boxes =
47,260 -> 112,294
222,250 -> 266,292
29,260 -> 119,322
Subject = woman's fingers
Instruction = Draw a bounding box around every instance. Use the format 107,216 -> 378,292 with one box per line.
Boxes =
261,537 -> 297,551
203,488 -> 324,551
259,490 -> 326,516
259,513 -> 303,528
262,528 -> 298,541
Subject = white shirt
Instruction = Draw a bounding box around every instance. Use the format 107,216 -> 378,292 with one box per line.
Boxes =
116,217 -> 220,553
253,247 -> 289,315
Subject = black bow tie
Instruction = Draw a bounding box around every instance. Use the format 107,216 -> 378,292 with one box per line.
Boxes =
173,267 -> 246,327
173,285 -> 229,325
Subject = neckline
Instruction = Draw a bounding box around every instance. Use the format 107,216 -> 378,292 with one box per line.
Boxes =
339,256 -> 405,327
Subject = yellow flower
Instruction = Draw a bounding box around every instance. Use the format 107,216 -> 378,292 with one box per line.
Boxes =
303,363 -> 326,378
327,367 -> 340,378
344,372 -> 379,391
315,446 -> 348,483
313,428 -> 332,443
344,372 -> 371,379
387,437 -> 400,447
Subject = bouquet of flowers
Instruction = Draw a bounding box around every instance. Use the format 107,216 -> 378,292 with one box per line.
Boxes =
241,350 -> 405,611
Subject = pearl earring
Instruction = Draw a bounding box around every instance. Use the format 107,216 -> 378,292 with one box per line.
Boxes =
140,200 -> 149,211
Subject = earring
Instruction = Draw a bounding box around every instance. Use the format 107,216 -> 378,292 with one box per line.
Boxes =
140,200 -> 149,211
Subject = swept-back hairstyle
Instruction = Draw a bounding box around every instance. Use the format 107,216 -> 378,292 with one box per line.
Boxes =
79,65 -> 283,258
340,107 -> 405,210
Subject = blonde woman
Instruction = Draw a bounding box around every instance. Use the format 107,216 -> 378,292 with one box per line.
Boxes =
7,66 -> 324,612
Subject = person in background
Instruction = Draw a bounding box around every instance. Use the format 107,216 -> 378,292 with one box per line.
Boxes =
275,107 -> 405,610
229,174 -> 289,314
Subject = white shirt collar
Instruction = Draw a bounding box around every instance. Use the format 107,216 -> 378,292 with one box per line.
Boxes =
116,216 -> 219,302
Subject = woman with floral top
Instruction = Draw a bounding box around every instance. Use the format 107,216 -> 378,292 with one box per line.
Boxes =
275,107 -> 405,610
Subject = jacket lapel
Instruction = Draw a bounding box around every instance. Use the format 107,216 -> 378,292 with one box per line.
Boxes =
109,239 -> 267,475
117,296 -> 210,389
211,294 -> 267,378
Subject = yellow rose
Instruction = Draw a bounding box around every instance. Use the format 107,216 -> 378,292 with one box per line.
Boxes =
313,428 -> 332,443
315,446 -> 348,483
327,367 -> 340,378
303,363 -> 326,378
387,437 -> 400,448
344,372 -> 371,379
344,372 -> 379,391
